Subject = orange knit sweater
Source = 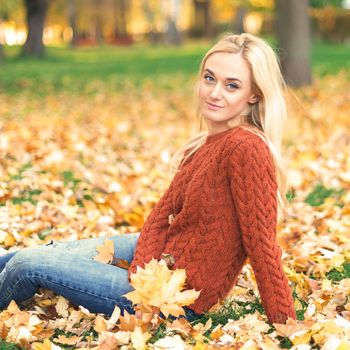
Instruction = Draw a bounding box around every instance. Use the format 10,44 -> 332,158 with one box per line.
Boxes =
129,126 -> 297,324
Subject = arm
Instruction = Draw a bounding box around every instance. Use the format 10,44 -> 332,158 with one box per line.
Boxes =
128,179 -> 174,278
228,136 -> 297,324
128,148 -> 194,279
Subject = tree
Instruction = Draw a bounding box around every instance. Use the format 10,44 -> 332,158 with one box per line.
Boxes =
164,0 -> 182,45
113,0 -> 131,42
94,0 -> 103,44
276,0 -> 312,87
67,0 -> 77,47
232,5 -> 247,34
142,0 -> 162,45
23,0 -> 51,57
191,0 -> 213,38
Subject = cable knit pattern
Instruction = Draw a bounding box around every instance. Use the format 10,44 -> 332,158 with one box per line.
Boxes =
128,126 -> 297,324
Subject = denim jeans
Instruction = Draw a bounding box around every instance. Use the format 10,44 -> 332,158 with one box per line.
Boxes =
0,233 -> 201,322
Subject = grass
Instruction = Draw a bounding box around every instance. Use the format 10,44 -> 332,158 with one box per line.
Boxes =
0,38 -> 349,94
0,340 -> 23,350
0,41 -> 210,94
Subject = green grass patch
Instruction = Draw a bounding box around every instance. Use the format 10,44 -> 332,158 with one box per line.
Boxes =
0,340 -> 23,350
304,183 -> 345,207
10,189 -> 42,205
0,41 -> 209,94
312,40 -> 350,77
326,262 -> 350,282
0,39 -> 349,95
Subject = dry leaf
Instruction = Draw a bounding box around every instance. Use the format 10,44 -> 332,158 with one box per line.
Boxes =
130,325 -> 151,350
111,257 -> 130,269
55,296 -> 69,318
54,335 -> 83,345
125,259 -> 200,318
93,239 -> 114,264
94,314 -> 108,332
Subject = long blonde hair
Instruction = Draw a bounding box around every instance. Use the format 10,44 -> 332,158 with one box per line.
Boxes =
169,32 -> 289,222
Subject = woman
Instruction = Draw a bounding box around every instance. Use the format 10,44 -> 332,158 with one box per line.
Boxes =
0,33 -> 297,324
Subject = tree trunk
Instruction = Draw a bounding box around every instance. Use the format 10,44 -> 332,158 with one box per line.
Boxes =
191,0 -> 213,38
23,0 -> 50,57
232,6 -> 247,34
67,0 -> 78,47
113,0 -> 129,40
143,0 -> 159,45
94,0 -> 103,45
276,0 -> 312,87
165,0 -> 182,45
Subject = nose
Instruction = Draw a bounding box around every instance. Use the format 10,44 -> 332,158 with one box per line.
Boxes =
209,82 -> 223,99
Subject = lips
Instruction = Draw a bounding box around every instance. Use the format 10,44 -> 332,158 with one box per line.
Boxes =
206,101 -> 223,110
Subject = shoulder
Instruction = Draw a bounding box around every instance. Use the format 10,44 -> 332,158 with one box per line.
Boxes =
226,126 -> 271,159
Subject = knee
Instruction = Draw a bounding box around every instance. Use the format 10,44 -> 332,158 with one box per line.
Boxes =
4,248 -> 42,278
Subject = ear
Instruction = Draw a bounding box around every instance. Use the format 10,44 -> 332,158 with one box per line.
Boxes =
248,94 -> 259,104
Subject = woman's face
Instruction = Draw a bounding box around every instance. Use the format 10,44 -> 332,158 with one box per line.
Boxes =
198,52 -> 258,134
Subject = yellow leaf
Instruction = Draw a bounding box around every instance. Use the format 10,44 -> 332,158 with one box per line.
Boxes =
290,329 -> 313,345
93,239 -> 114,264
54,335 -> 82,345
130,326 -> 151,350
32,339 -> 53,350
3,233 -> 16,247
159,303 -> 184,319
94,314 -> 108,332
125,258 -> 200,318
123,290 -> 142,305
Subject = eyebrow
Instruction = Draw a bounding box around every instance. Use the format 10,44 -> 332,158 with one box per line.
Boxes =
203,68 -> 242,84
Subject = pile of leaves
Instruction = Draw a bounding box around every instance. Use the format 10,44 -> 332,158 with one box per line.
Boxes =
0,71 -> 349,349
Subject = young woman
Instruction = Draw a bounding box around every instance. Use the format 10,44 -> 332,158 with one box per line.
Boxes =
0,33 -> 297,324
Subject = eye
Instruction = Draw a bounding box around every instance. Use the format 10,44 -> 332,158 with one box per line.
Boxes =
204,74 -> 214,82
227,83 -> 238,90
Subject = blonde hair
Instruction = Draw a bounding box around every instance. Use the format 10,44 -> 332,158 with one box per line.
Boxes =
169,32 -> 289,222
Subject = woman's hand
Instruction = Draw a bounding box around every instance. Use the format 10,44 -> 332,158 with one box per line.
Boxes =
161,253 -> 175,269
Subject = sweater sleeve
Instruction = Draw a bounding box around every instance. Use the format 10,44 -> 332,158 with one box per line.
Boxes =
128,179 -> 174,278
228,136 -> 297,324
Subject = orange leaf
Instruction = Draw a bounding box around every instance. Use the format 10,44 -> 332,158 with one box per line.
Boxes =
112,257 -> 130,269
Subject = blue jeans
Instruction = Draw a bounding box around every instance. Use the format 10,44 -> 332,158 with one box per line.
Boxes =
0,233 -> 201,321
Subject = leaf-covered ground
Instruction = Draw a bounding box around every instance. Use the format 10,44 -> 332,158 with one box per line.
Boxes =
0,71 -> 349,349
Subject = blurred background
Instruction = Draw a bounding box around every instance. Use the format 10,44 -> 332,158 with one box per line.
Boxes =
0,0 -> 349,91
0,1 -> 349,245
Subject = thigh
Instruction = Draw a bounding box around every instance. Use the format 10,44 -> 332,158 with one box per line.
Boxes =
44,232 -> 140,262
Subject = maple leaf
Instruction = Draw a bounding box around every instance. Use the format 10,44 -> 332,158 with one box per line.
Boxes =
93,239 -> 114,264
124,258 -> 200,319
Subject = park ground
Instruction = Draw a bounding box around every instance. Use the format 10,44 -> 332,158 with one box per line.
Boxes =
0,39 -> 349,349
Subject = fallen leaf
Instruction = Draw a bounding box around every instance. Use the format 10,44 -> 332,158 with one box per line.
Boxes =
93,239 -> 114,264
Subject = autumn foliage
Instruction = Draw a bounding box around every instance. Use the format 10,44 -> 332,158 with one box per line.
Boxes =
0,71 -> 349,349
